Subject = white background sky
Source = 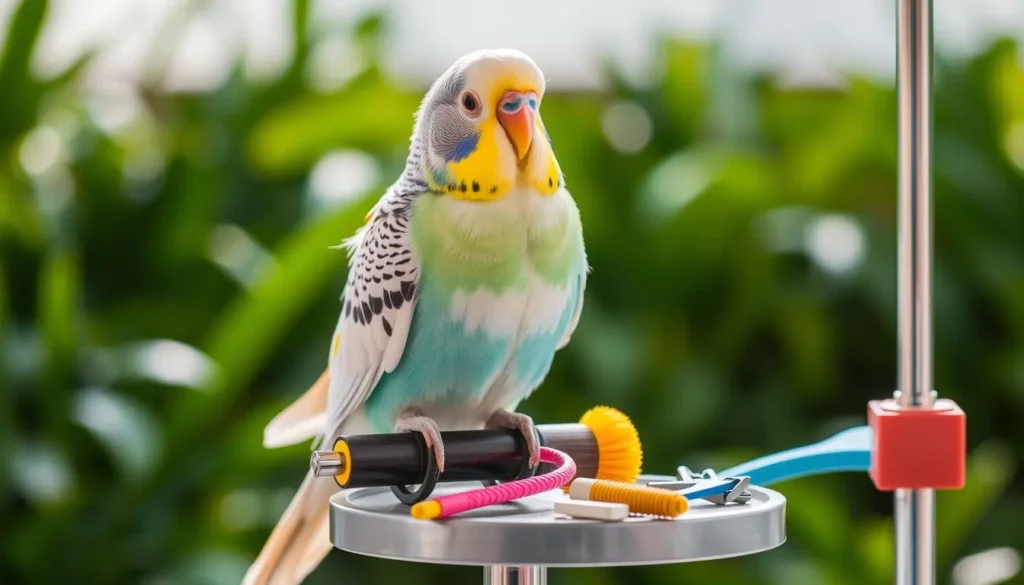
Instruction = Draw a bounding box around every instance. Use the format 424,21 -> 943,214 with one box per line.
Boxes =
1,0 -> 1023,92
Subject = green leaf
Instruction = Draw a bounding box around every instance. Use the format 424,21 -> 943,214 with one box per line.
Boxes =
772,476 -> 851,563
776,291 -> 835,398
167,196 -> 372,442
0,177 -> 46,247
166,550 -> 250,585
857,517 -> 895,585
10,439 -> 72,506
0,260 -> 11,501
638,146 -> 723,225
245,73 -> 420,175
37,247 -> 80,391
0,0 -> 48,139
0,257 -> 8,388
72,388 -> 161,483
658,40 -> 710,135
290,0 -> 310,72
936,441 -> 1016,567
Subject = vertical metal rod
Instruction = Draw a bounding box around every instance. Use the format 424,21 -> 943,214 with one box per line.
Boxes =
895,0 -> 936,583
897,0 -> 934,412
483,566 -> 547,585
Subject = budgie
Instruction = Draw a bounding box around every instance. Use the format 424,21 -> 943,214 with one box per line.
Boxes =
243,48 -> 588,585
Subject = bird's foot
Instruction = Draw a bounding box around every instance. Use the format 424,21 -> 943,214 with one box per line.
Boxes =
487,409 -> 540,468
395,410 -> 445,473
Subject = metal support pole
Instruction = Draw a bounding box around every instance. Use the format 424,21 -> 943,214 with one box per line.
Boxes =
483,566 -> 547,585
895,0 -> 935,583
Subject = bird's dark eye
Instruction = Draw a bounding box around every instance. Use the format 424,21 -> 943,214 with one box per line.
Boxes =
461,92 -> 479,114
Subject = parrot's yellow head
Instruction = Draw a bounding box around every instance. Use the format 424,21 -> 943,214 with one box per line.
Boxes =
413,48 -> 562,201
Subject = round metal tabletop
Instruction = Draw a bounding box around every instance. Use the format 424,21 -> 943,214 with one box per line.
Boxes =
329,476 -> 787,567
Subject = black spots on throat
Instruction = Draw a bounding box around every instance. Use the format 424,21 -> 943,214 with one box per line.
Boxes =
441,179 -> 497,197
548,177 -> 554,188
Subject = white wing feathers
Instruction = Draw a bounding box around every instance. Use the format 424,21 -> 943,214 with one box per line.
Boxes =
260,190 -> 422,449
324,191 -> 421,435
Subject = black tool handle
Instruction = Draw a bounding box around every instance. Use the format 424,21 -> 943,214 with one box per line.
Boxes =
330,423 -> 598,489
340,429 -> 528,488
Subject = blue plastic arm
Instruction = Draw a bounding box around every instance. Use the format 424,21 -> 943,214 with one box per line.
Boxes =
716,426 -> 874,487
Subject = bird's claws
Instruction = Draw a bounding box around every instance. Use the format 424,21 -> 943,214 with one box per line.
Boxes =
488,410 -> 540,468
395,414 -> 446,473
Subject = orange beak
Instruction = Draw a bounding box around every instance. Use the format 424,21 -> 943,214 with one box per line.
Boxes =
497,91 -> 535,160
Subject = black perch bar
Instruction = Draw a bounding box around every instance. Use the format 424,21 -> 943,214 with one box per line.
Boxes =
311,423 -> 599,489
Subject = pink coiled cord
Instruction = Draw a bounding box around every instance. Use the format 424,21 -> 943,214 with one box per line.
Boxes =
410,447 -> 576,520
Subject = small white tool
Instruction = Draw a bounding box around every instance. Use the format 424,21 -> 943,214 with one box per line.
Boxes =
553,499 -> 629,521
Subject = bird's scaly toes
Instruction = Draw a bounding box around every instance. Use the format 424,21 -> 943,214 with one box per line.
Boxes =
395,414 -> 446,473
488,409 -> 540,468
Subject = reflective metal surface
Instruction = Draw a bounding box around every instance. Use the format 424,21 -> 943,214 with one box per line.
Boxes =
895,0 -> 937,582
896,488 -> 935,585
896,0 -> 934,412
329,481 -> 786,567
484,566 -> 546,585
311,450 -> 344,477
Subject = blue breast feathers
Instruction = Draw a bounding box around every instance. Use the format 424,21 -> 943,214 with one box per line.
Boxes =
510,276 -> 581,393
363,276 -> 509,432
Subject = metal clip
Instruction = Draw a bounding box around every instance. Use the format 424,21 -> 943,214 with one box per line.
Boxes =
703,476 -> 751,505
646,466 -> 752,505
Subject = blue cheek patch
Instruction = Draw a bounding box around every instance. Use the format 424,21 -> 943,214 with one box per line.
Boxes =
528,98 -> 537,110
445,131 -> 481,163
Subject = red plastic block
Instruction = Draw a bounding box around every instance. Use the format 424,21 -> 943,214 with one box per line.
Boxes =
867,398 -> 966,491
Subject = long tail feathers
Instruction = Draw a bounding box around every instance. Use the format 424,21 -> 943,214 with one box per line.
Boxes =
242,471 -> 337,585
263,370 -> 330,449
247,376 -> 374,585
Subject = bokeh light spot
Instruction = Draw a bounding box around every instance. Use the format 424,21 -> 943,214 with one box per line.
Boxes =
19,126 -> 63,176
953,547 -> 1021,585
804,213 -> 865,274
308,150 -> 379,208
601,100 -> 653,154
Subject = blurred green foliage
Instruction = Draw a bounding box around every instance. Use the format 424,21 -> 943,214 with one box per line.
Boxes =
1,1 -> 1023,584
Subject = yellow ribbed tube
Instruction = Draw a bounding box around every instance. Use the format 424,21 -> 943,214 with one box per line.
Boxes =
569,478 -> 688,518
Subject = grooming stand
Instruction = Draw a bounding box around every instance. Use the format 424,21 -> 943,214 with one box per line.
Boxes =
328,475 -> 785,584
